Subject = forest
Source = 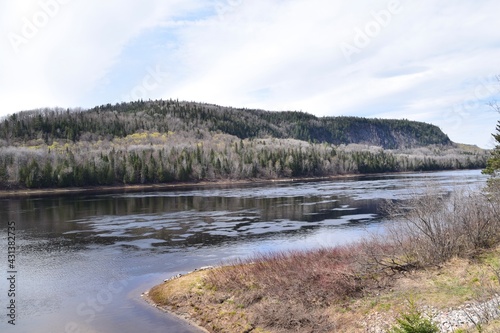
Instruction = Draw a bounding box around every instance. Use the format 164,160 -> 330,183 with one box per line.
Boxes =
0,99 -> 489,189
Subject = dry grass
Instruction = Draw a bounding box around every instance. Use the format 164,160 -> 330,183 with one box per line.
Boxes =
150,243 -> 402,332
149,186 -> 500,332
204,246 -> 374,332
206,247 -> 364,306
149,270 -> 257,333
150,246 -> 500,332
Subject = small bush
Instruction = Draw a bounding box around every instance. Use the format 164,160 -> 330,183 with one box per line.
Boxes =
388,301 -> 439,333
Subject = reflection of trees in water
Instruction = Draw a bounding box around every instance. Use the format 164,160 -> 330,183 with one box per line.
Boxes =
1,192 -> 384,250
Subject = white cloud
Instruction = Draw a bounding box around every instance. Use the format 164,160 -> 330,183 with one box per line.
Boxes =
0,0 -> 499,147
0,0 -> 201,113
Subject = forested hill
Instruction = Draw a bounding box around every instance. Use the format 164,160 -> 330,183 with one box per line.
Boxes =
1,99 -> 451,149
0,99 -> 487,190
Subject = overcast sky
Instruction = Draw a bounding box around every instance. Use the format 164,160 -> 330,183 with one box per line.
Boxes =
1,0 -> 499,148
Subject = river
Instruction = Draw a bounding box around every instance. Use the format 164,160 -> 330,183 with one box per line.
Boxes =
0,170 -> 488,333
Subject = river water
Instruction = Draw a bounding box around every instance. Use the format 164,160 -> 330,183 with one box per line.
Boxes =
0,170 -> 488,333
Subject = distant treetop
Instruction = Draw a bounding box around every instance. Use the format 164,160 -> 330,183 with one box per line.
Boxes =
0,99 -> 452,149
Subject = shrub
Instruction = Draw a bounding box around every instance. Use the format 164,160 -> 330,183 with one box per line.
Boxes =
388,301 -> 439,333
384,185 -> 500,266
203,246 -> 373,332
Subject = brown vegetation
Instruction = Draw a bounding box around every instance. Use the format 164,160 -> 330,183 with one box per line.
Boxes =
384,186 -> 500,266
149,185 -> 500,332
204,247 -> 372,332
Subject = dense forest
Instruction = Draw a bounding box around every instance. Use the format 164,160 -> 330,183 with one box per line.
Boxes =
1,99 -> 451,148
0,99 -> 488,189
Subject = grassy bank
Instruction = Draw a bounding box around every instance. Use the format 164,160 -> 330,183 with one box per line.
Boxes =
149,247 -> 500,332
148,185 -> 500,333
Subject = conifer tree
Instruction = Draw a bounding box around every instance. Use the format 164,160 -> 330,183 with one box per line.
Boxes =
483,118 -> 500,176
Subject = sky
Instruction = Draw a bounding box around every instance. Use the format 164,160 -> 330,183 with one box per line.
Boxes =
1,0 -> 499,148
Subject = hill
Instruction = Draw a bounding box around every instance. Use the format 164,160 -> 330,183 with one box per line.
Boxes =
1,99 -> 451,149
0,99 -> 488,190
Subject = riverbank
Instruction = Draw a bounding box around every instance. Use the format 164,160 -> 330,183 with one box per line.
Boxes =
0,169 -> 479,198
142,280 -> 211,333
148,245 -> 500,333
147,184 -> 500,333
0,172 -> 390,198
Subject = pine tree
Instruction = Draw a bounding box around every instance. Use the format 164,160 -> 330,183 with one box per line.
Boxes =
483,119 -> 500,176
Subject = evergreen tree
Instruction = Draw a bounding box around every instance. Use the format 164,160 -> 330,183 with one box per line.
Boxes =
483,118 -> 500,177
0,100 -> 492,190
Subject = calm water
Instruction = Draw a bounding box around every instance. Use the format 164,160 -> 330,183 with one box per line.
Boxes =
0,170 -> 488,333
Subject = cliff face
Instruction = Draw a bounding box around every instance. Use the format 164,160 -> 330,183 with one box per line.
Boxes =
321,117 -> 452,148
1,99 -> 452,149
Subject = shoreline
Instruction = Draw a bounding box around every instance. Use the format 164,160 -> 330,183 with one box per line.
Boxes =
146,248 -> 500,333
0,173 -> 371,198
142,290 -> 210,333
142,266 -> 217,333
0,169 -> 479,198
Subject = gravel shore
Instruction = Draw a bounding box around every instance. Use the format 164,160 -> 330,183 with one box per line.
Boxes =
364,296 -> 500,332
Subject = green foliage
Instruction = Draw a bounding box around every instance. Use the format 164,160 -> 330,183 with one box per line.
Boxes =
483,116 -> 500,193
0,100 -> 452,148
388,301 -> 439,333
0,100 -> 489,190
0,138 -> 486,190
483,121 -> 500,176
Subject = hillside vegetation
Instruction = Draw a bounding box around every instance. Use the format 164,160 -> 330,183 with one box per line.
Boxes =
0,99 -> 488,189
2,100 -> 451,148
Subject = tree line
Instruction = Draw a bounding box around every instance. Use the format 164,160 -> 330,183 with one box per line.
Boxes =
0,99 -> 451,149
0,131 -> 487,189
0,99 -> 489,189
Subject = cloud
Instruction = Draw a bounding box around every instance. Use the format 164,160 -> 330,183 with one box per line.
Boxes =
0,0 -> 202,113
0,0 -> 499,147
160,0 -> 500,147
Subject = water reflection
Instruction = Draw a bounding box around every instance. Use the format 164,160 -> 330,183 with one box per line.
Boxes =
0,169 -> 489,333
1,170 -> 486,253
1,190 -> 382,252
